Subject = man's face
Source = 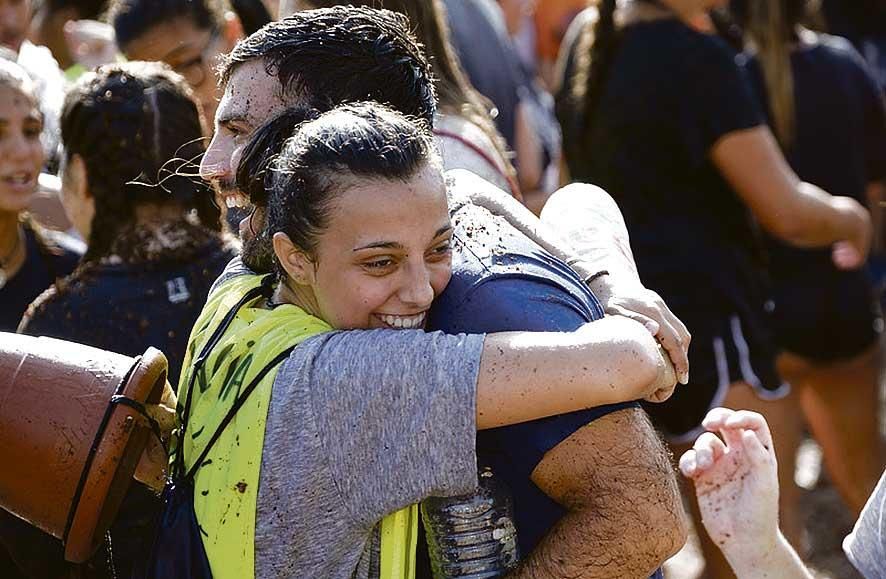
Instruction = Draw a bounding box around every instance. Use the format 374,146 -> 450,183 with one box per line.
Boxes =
200,59 -> 288,207
0,0 -> 29,53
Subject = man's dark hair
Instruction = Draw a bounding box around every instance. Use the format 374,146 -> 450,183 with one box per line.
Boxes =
254,102 -> 438,270
221,6 -> 436,125
108,0 -> 225,48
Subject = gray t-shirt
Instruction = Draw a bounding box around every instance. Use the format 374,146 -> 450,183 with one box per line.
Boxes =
212,261 -> 483,578
844,469 -> 886,578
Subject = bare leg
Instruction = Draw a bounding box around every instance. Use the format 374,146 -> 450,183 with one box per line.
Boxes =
779,341 -> 885,515
679,382 -> 805,579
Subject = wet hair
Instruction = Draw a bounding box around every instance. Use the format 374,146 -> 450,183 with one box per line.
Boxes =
221,6 -> 437,125
244,102 -> 440,270
732,0 -> 808,145
61,61 -> 219,262
305,0 -> 512,178
108,0 -> 225,49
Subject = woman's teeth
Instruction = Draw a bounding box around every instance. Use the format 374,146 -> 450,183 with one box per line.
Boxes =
5,172 -> 31,185
224,193 -> 249,208
379,313 -> 426,329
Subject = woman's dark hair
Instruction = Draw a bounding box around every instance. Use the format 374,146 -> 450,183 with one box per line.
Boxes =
566,0 -> 618,170
732,0 -> 808,145
61,61 -> 218,262
108,0 -> 225,48
250,102 -> 440,269
296,0 -> 515,181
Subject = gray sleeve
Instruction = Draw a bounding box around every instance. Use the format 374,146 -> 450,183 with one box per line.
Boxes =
272,329 -> 482,527
208,256 -> 251,294
844,469 -> 886,578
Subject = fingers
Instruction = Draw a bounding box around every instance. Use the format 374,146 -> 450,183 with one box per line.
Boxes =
831,241 -> 863,271
679,432 -> 727,478
723,410 -> 774,452
655,314 -> 690,385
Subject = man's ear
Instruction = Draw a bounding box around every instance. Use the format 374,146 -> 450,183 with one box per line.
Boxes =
272,231 -> 315,284
222,10 -> 244,50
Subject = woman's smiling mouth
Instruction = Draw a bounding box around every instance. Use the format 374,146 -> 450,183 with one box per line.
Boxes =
376,312 -> 427,329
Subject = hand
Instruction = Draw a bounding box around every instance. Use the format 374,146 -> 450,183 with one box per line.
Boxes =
133,381 -> 177,492
589,275 -> 690,385
679,408 -> 780,566
643,345 -> 678,403
64,20 -> 118,69
831,196 -> 871,270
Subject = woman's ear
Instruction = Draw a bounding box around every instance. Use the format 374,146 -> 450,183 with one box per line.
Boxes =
273,231 -> 315,285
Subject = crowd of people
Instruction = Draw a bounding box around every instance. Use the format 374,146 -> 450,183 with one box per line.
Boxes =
0,0 -> 884,578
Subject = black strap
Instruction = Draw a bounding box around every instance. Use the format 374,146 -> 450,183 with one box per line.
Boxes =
174,275 -> 274,477
184,345 -> 296,481
62,358 -> 141,546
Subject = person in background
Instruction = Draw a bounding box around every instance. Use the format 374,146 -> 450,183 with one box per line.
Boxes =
444,0 -> 561,211
21,61 -> 235,386
286,0 -> 521,200
27,0 -> 107,76
561,0 -> 872,576
733,0 -> 886,526
108,0 -> 244,129
0,0 -> 64,167
533,0 -> 586,88
680,407 -> 886,579
0,57 -> 79,333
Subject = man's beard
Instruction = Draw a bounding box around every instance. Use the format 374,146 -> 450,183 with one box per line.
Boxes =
241,222 -> 276,274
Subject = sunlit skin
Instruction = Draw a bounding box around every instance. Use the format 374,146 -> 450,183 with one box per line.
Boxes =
0,85 -> 42,214
273,164 -> 453,331
121,16 -> 237,129
200,60 -> 286,205
0,0 -> 29,53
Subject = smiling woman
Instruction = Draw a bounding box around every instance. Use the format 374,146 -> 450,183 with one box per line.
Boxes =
0,57 -> 81,332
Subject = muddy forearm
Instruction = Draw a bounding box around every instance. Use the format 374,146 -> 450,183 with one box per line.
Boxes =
512,409 -> 687,578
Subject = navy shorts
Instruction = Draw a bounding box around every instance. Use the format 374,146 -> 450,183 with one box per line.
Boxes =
643,309 -> 787,442
768,268 -> 881,362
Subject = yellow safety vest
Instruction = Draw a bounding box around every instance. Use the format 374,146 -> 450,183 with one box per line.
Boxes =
177,274 -> 417,579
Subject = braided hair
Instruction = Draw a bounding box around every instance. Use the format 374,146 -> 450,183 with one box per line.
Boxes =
61,61 -> 218,263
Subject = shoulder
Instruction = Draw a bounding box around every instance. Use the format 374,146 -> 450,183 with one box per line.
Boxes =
844,469 -> 886,577
19,267 -> 93,334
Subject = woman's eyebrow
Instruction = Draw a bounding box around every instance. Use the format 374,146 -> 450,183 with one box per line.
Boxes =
353,226 -> 453,252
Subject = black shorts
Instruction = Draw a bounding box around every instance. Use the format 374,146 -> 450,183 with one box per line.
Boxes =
643,310 -> 788,442
768,269 -> 881,362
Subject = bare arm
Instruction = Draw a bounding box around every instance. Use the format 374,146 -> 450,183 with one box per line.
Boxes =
476,315 -> 675,429
866,181 -> 885,256
453,169 -> 690,385
712,126 -> 871,261
509,408 -> 687,578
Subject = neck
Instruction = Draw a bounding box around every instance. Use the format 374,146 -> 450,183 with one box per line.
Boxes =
271,278 -> 323,320
0,211 -> 21,258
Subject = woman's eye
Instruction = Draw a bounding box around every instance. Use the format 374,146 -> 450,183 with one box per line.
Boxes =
363,258 -> 394,270
429,241 -> 452,258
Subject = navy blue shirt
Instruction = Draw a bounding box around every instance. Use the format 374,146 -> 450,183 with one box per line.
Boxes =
21,235 -> 236,387
0,223 -> 82,332
428,196 -> 638,555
